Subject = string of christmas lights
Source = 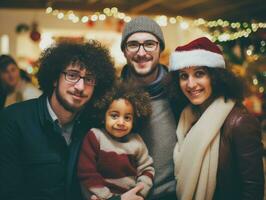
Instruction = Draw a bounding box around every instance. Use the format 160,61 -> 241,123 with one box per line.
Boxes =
45,6 -> 266,42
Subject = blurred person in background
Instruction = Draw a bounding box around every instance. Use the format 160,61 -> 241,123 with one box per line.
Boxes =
0,54 -> 42,109
167,37 -> 264,200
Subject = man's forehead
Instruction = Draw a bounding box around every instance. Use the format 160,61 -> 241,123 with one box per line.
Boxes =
127,32 -> 158,42
65,64 -> 92,74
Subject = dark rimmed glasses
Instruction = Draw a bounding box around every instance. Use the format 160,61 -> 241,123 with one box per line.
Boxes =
62,71 -> 96,86
125,40 -> 159,53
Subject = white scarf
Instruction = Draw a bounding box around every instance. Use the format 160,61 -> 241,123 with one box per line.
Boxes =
173,97 -> 235,200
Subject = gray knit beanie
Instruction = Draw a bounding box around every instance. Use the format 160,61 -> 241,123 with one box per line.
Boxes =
121,16 -> 165,51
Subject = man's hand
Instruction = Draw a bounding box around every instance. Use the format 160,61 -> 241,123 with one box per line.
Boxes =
121,183 -> 144,200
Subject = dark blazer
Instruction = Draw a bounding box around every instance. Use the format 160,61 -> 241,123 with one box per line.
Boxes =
214,104 -> 265,200
0,95 -> 92,200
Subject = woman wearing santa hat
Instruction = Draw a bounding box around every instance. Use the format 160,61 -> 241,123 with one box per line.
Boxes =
166,37 -> 264,200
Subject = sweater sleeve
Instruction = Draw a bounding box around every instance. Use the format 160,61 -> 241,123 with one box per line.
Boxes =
231,113 -> 264,200
135,134 -> 155,197
78,129 -> 113,199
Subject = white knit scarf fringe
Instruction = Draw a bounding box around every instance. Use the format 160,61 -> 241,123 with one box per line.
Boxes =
173,97 -> 235,200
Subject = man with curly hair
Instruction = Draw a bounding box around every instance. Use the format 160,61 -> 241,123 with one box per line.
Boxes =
0,41 -> 115,200
119,16 -> 178,200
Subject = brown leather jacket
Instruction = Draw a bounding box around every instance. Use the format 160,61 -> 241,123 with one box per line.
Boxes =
213,104 -> 265,200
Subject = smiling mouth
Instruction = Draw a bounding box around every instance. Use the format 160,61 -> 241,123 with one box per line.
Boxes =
69,91 -> 87,98
71,94 -> 86,101
137,59 -> 150,63
188,90 -> 203,97
113,128 -> 127,132
133,57 -> 152,63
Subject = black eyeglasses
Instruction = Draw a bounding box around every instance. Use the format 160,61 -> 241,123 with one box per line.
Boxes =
62,71 -> 96,86
125,40 -> 159,53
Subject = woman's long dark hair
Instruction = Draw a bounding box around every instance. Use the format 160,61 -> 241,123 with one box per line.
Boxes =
165,67 -> 246,112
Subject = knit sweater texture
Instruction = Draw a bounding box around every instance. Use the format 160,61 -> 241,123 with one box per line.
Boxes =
121,64 -> 177,199
78,128 -> 154,199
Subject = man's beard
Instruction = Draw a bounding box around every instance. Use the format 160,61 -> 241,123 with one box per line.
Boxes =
55,85 -> 83,113
128,61 -> 158,78
127,54 -> 159,78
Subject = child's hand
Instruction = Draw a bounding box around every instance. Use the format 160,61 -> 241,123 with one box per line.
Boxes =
121,183 -> 144,200
90,194 -> 100,200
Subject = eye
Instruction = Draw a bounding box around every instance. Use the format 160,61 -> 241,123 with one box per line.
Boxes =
84,76 -> 96,85
179,72 -> 188,80
110,113 -> 119,119
194,70 -> 206,78
66,71 -> 79,80
124,115 -> 133,122
144,40 -> 157,48
126,41 -> 139,49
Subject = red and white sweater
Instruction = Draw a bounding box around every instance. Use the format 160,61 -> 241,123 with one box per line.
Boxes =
78,128 -> 155,199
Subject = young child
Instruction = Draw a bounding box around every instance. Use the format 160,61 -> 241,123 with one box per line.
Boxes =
78,81 -> 155,200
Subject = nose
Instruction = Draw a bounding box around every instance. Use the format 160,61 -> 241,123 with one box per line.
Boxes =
136,45 -> 146,56
187,77 -> 197,89
116,117 -> 125,127
74,78 -> 85,91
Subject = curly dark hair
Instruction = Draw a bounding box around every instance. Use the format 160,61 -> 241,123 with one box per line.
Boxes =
165,67 -> 245,110
94,80 -> 152,132
37,40 -> 116,103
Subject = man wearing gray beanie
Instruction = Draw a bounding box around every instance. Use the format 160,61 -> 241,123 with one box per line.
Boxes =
118,16 -> 178,200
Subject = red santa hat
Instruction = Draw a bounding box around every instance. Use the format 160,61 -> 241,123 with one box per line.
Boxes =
169,37 -> 225,71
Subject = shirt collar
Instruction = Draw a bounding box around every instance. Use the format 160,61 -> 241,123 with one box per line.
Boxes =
46,97 -> 58,122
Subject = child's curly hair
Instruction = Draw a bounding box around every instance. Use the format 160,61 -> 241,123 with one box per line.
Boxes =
94,80 -> 152,132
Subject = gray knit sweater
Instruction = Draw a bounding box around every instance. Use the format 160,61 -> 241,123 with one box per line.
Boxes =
121,64 -> 177,199
142,98 -> 177,199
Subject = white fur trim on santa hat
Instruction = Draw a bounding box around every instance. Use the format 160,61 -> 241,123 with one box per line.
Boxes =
169,49 -> 225,71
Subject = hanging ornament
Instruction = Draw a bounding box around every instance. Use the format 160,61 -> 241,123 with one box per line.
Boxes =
87,20 -> 95,28
30,22 -> 41,42
117,19 -> 125,32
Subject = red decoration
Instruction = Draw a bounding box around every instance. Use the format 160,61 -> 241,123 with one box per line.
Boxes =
87,20 -> 95,27
117,20 -> 125,32
30,31 -> 41,42
30,22 -> 41,42
256,29 -> 266,39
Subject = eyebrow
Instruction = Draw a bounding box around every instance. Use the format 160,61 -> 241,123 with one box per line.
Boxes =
65,69 -> 93,75
127,39 -> 158,43
108,110 -> 133,115
109,110 -> 118,113
179,69 -> 187,73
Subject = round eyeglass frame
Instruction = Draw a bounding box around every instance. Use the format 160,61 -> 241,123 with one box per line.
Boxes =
62,71 -> 96,86
125,40 -> 159,53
